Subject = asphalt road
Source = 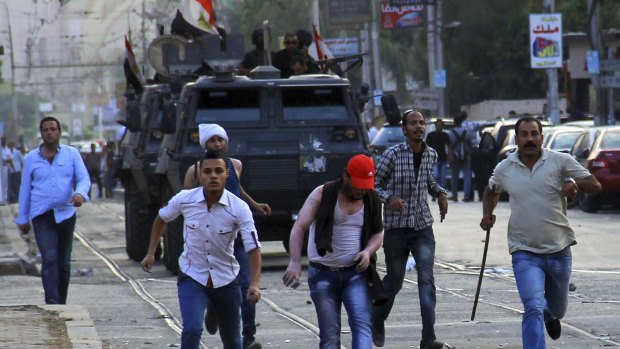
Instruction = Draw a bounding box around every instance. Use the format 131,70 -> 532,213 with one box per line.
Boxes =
2,197 -> 619,349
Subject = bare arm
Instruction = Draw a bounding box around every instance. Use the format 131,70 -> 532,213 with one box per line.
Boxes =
282,186 -> 322,287
240,185 -> 271,216
183,162 -> 200,189
140,216 -> 167,271
575,175 -> 602,193
480,186 -> 499,230
246,248 -> 262,304
355,231 -> 383,272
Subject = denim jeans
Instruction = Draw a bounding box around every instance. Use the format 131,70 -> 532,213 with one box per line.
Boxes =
450,158 -> 471,199
177,273 -> 242,349
233,234 -> 256,343
308,264 -> 372,349
32,211 -> 76,304
374,226 -> 437,342
512,247 -> 572,349
433,161 -> 447,188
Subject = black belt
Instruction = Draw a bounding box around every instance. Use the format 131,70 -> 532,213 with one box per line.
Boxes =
309,261 -> 356,271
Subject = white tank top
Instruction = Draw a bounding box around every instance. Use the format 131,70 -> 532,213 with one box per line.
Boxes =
308,198 -> 364,267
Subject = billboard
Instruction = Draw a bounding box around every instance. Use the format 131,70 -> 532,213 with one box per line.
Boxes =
529,13 -> 562,69
381,3 -> 425,29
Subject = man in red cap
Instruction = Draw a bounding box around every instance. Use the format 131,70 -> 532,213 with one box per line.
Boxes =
283,154 -> 385,349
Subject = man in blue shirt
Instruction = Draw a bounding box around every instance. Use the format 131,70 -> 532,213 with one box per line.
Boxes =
15,116 -> 91,304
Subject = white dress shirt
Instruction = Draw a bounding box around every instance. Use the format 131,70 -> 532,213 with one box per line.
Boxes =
158,187 -> 260,288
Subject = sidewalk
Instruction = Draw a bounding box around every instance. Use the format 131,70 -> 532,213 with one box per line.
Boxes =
0,204 -> 102,349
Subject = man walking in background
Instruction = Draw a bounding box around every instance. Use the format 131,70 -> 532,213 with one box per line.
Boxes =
15,116 -> 91,304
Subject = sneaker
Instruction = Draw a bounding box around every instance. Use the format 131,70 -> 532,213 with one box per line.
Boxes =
372,317 -> 385,347
420,339 -> 445,349
243,340 -> 262,349
204,309 -> 218,335
545,318 -> 561,340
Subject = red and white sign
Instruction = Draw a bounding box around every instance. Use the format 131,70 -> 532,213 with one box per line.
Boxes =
380,3 -> 424,29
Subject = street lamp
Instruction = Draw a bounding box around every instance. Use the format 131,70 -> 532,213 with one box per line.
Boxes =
0,0 -> 18,139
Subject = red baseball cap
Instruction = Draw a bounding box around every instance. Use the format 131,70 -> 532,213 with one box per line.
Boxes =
346,154 -> 375,190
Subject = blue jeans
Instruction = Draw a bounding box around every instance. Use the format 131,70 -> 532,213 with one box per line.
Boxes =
512,247 -> 572,349
308,264 -> 372,349
177,273 -> 242,349
233,234 -> 256,342
450,158 -> 471,199
433,161 -> 447,188
32,211 -> 76,304
374,226 -> 437,342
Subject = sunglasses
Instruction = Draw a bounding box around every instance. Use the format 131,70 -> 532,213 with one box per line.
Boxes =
285,40 -> 298,45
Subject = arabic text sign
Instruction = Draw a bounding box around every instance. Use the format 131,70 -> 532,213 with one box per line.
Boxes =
323,38 -> 360,57
529,13 -> 562,69
381,3 -> 425,29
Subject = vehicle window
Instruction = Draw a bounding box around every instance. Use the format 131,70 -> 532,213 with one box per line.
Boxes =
195,88 -> 261,123
281,87 -> 348,122
601,131 -> 620,149
572,132 -> 591,158
372,127 -> 405,145
550,132 -> 581,150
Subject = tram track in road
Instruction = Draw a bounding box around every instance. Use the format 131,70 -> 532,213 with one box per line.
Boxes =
378,260 -> 620,347
90,202 -> 619,347
89,203 -> 333,348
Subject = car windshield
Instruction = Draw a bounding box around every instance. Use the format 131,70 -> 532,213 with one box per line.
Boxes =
372,126 -> 405,145
550,131 -> 582,150
601,131 -> 620,149
281,87 -> 348,122
195,88 -> 261,123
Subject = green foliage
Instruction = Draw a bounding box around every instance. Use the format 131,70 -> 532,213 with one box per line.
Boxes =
237,0 -> 311,49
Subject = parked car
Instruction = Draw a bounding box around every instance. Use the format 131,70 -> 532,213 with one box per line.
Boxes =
369,122 -> 404,156
571,126 -> 620,212
543,126 -> 585,153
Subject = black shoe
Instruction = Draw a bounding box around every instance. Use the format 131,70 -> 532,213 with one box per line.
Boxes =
420,339 -> 445,349
243,340 -> 262,349
372,317 -> 385,347
545,318 -> 561,340
204,309 -> 218,335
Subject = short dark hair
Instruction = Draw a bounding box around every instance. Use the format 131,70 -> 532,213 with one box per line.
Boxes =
200,152 -> 227,170
40,116 -> 61,132
290,55 -> 305,66
401,109 -> 424,125
515,116 -> 543,134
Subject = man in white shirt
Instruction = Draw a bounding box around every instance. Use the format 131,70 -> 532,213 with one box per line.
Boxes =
141,153 -> 262,349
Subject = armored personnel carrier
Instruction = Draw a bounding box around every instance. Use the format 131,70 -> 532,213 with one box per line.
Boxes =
120,28 -> 371,273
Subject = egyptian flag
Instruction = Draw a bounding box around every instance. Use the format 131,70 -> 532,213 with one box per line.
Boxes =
178,0 -> 221,36
123,36 -> 144,94
309,25 -> 337,73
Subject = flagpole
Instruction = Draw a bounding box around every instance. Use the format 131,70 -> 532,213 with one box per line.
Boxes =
311,0 -> 320,33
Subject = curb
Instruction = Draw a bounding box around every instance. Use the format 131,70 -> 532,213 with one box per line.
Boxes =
40,304 -> 103,349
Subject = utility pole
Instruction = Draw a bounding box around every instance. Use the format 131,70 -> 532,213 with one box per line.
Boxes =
370,0 -> 382,93
0,1 -> 18,138
543,0 -> 560,125
587,0 -> 604,126
435,0 -> 445,116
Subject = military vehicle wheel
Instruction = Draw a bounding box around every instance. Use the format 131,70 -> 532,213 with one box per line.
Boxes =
163,216 -> 184,275
125,179 -> 161,261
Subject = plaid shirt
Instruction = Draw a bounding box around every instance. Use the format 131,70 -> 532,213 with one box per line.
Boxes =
375,142 -> 447,230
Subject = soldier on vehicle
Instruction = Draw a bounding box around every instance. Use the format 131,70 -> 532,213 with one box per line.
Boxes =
283,154 -> 384,349
272,32 -> 299,78
141,152 -> 263,349
238,28 -> 274,76
480,116 -> 602,349
183,124 -> 270,349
